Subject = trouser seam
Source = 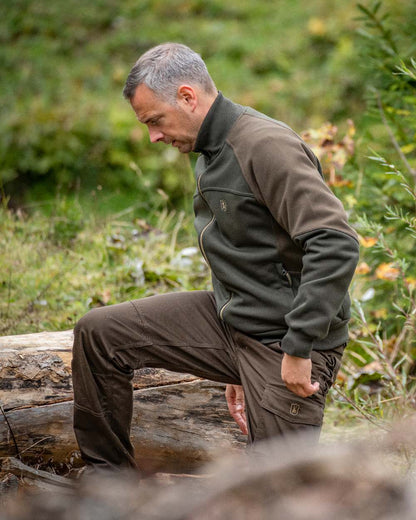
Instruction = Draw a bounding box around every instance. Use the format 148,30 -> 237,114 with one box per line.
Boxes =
129,299 -> 151,344
74,402 -> 106,417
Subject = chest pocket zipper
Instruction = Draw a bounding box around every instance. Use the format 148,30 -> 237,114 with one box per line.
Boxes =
281,268 -> 292,287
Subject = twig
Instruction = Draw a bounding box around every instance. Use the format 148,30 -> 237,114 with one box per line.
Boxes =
0,457 -> 73,488
332,386 -> 390,432
5,266 -> 12,324
357,3 -> 399,56
376,92 -> 416,182
19,436 -> 53,456
0,403 -> 20,460
389,314 -> 412,364
356,300 -> 406,394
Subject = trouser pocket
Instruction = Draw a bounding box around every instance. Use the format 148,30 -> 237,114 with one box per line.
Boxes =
252,381 -> 324,443
310,345 -> 345,396
261,383 -> 324,427
251,344 -> 345,443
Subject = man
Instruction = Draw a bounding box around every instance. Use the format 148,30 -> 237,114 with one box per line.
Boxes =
72,43 -> 359,473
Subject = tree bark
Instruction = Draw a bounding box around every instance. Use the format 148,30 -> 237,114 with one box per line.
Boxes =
0,380 -> 244,474
0,331 -> 245,474
0,330 -> 197,410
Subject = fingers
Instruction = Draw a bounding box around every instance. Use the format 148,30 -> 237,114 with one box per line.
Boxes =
232,407 -> 248,435
281,354 -> 320,398
225,384 -> 248,435
285,380 -> 320,398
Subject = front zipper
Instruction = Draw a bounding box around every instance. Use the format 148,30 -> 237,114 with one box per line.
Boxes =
197,171 -> 233,321
219,293 -> 233,321
197,172 -> 215,268
199,216 -> 215,267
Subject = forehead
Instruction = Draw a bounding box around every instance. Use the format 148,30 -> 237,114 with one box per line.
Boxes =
130,84 -> 172,123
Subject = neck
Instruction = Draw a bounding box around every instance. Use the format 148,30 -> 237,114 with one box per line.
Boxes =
195,90 -> 218,123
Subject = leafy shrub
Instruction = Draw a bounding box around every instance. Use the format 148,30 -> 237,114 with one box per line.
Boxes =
334,2 -> 416,422
0,0 -> 372,208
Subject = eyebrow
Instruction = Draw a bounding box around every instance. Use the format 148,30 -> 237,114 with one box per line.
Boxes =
139,114 -> 160,125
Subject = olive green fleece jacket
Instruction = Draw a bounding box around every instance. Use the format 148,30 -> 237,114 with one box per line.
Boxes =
193,93 -> 359,359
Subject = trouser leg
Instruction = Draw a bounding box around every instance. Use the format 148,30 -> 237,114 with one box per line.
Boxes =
229,329 -> 344,445
72,291 -> 240,472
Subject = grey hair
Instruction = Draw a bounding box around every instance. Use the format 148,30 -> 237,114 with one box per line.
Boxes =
123,43 -> 217,102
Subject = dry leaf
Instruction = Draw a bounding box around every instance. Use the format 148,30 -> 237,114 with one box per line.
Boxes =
356,262 -> 371,275
360,236 -> 378,248
375,262 -> 400,281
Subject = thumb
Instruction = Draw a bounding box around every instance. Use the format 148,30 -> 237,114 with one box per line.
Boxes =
310,381 -> 320,393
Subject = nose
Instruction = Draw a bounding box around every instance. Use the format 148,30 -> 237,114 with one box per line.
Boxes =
148,127 -> 164,143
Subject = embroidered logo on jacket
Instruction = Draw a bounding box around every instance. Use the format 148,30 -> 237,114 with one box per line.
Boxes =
220,199 -> 228,212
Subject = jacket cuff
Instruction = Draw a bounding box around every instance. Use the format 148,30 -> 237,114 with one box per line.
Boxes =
281,329 -> 313,359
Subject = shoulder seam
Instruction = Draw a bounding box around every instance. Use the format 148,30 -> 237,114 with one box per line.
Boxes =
294,227 -> 359,244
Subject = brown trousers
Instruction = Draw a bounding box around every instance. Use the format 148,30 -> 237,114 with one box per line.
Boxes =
72,291 -> 344,471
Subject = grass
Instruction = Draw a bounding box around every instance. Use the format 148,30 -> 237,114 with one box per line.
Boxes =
0,196 -> 209,336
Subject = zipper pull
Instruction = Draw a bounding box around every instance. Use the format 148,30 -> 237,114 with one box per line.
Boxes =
282,268 -> 292,287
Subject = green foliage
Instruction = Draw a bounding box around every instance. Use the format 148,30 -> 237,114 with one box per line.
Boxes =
348,156 -> 416,408
0,198 -> 208,335
0,0 -> 370,207
355,1 -> 416,170
339,3 -> 416,422
49,196 -> 86,246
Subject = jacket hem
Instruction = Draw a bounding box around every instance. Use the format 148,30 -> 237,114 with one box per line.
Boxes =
281,323 -> 349,358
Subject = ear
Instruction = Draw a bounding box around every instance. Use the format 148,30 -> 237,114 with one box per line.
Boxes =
177,85 -> 198,111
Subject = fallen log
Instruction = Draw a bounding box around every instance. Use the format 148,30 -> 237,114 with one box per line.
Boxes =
0,330 -> 245,474
0,330 -> 197,410
0,380 -> 244,474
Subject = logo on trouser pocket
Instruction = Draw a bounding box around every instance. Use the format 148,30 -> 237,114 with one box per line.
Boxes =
290,403 -> 301,416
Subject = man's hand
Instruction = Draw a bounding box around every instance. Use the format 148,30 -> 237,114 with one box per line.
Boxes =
225,384 -> 248,435
281,353 -> 320,398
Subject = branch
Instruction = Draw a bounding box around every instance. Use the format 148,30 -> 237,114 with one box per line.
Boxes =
0,457 -> 73,488
376,92 -> 416,183
332,386 -> 390,431
0,404 -> 20,459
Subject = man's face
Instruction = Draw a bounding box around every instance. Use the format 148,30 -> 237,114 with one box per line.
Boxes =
130,84 -> 201,154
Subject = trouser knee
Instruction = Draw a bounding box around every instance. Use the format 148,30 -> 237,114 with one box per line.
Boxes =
74,306 -> 108,338
73,307 -> 112,369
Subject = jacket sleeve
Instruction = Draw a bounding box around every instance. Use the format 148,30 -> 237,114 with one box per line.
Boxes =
245,124 -> 359,358
281,228 -> 359,357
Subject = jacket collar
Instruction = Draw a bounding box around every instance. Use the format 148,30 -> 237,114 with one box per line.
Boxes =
194,92 -> 244,157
